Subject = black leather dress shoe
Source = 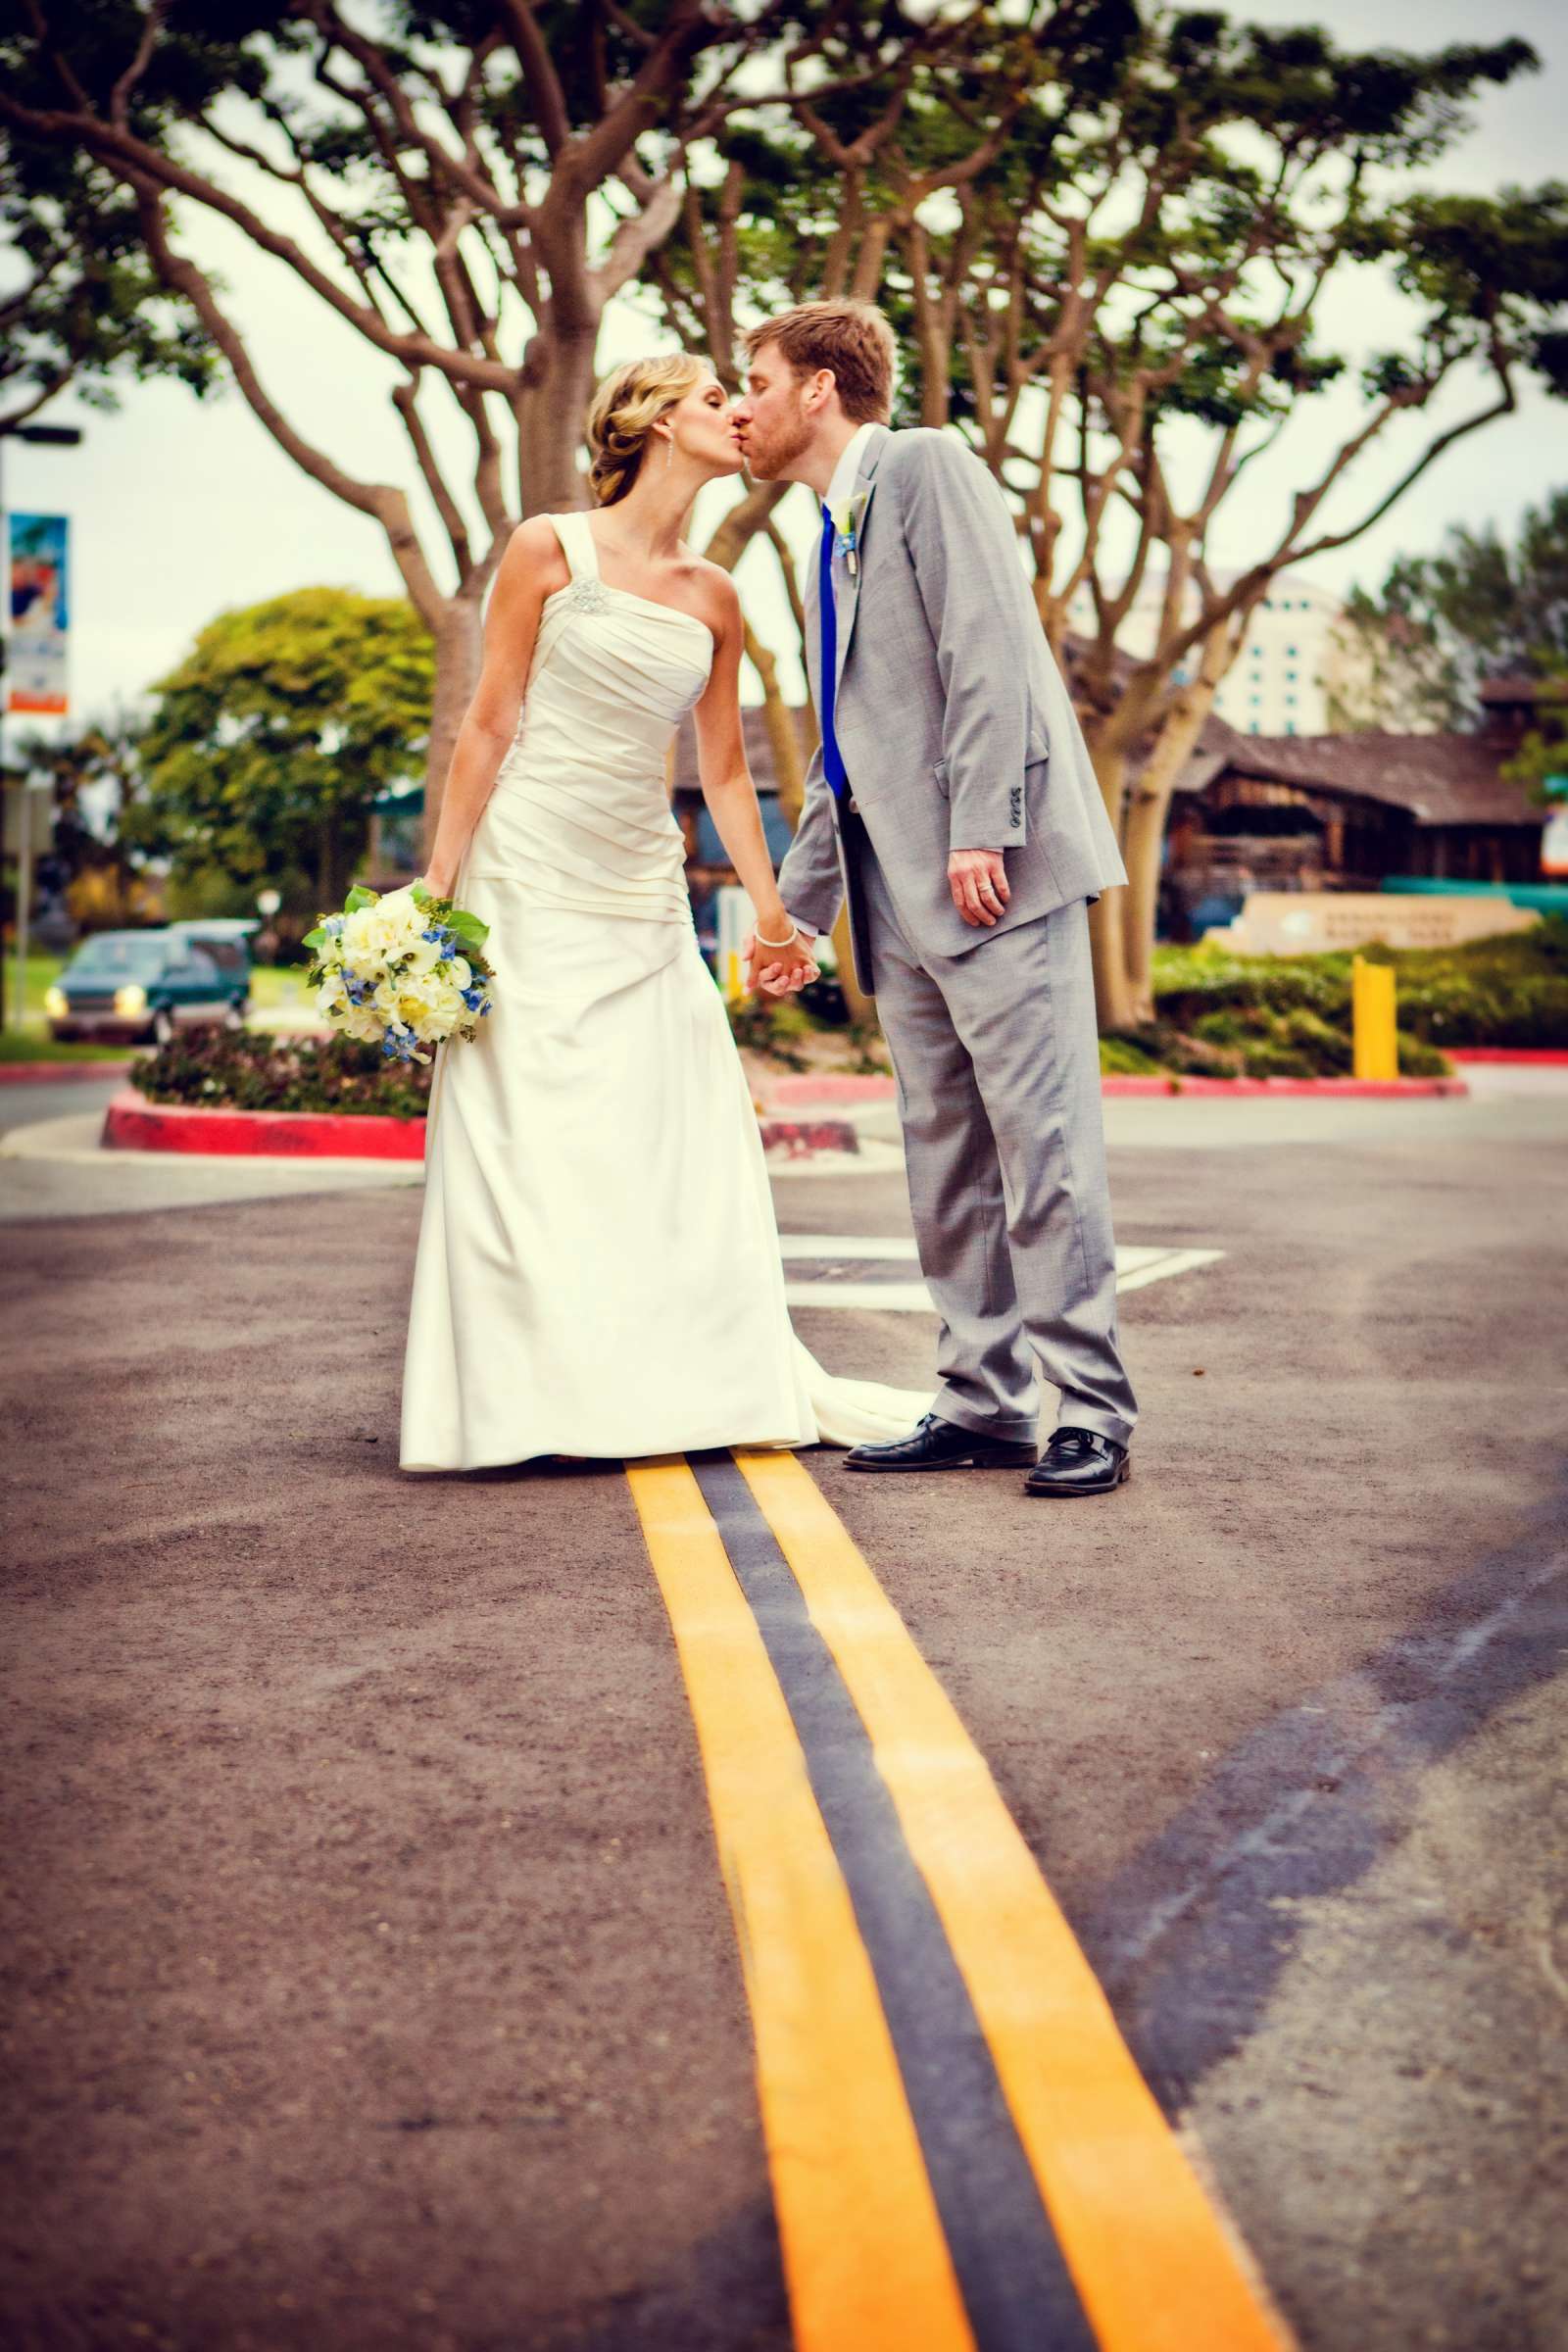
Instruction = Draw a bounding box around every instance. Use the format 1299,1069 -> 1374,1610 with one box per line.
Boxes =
845,1411 -> 1038,1473
1023,1427 -> 1130,1497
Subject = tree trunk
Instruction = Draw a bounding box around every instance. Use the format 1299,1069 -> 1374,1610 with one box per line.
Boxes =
1120,683 -> 1218,1020
1088,887 -> 1140,1033
743,621 -> 806,825
420,594 -> 486,868
517,324 -> 600,513
831,904 -> 874,1028
1081,737 -> 1141,1030
319,807 -> 349,912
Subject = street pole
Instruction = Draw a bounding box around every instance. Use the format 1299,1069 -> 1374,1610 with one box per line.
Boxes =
0,419 -> 83,1036
14,775 -> 34,1033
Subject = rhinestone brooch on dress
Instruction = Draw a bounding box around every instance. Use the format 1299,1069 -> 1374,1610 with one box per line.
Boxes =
566,577 -> 611,613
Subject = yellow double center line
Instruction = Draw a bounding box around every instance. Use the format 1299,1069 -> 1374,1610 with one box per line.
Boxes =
628,1447 -> 1290,2352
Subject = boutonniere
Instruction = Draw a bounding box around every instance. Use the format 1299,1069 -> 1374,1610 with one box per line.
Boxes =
827,487 -> 872,577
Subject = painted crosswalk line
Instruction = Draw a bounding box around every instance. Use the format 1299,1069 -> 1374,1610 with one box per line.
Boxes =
629,1448 -> 1292,2352
779,1235 -> 1224,1314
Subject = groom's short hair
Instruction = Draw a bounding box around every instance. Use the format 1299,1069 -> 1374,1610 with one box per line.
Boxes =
742,301 -> 895,422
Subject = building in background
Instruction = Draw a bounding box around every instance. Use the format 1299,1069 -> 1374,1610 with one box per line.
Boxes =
1067,568 -> 1345,736
1161,704 -> 1547,939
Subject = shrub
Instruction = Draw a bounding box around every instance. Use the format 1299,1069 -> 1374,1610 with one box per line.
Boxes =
1152,919 -> 1568,1052
725,992 -> 817,1069
1100,1033 -> 1165,1075
130,1025 -> 432,1118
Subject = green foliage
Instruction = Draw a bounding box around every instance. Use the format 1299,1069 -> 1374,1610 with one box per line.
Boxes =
132,589 -> 433,911
725,991 -> 817,1071
1,110 -> 218,425
1327,486 -> 1568,742
1099,1033 -> 1165,1076
1142,920 -> 1568,1058
130,1025 -> 433,1119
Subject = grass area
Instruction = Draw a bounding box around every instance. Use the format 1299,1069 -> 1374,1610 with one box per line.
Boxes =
0,1029 -> 135,1064
250,962 -> 313,1010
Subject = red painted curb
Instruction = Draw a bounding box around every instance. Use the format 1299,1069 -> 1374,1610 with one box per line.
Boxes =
765,1073 -> 898,1104
0,1057 -> 136,1085
758,1116 -> 859,1156
102,1089 -> 426,1160
1446,1048 -> 1568,1065
100,1090 -> 863,1163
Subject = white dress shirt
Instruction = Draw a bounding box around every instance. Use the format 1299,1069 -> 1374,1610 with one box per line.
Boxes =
824,418 -> 879,527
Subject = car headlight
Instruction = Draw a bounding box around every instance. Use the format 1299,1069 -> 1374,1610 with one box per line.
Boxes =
44,985 -> 68,1017
115,984 -> 148,1015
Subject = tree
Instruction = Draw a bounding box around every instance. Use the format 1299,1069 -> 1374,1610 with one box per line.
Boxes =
133,587 -> 434,912
662,10 -> 1568,1020
1327,487 -> 1568,734
877,20 -> 1568,1022
0,0 -> 913,858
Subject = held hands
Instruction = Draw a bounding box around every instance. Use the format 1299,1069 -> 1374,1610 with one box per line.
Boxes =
745,918 -> 819,999
949,848 -> 1009,927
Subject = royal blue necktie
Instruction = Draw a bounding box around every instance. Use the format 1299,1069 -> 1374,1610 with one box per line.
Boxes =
817,503 -> 849,802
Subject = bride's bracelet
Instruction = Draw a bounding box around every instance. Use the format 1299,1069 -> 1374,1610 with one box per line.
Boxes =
754,917 -> 801,950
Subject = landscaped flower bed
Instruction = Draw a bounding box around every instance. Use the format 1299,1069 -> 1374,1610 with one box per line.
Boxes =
130,1025 -> 433,1118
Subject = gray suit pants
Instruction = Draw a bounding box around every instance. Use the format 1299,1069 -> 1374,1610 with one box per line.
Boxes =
861,847 -> 1138,1447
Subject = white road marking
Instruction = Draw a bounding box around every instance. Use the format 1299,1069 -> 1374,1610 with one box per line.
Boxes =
782,1239 -> 1224,1312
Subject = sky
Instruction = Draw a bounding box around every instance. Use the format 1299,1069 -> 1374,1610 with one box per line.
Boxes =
4,0 -> 1564,734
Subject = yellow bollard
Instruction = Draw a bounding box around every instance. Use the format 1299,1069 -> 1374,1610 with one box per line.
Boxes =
1351,954 -> 1398,1080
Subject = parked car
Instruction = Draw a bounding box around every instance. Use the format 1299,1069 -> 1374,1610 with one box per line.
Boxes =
168,917 -> 259,1014
43,929 -> 245,1046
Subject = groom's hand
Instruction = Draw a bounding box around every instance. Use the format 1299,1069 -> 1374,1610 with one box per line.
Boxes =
949,849 -> 1009,927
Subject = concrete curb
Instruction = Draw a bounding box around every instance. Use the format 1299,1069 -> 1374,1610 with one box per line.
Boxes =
764,1071 -> 1469,1103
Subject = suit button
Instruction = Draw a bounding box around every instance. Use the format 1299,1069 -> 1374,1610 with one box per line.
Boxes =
848,796 -> 859,813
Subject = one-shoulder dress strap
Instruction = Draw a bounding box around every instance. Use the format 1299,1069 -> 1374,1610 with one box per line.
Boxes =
546,510 -> 600,581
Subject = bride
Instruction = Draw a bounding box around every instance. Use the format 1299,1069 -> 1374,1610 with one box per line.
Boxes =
399,352 -> 929,1472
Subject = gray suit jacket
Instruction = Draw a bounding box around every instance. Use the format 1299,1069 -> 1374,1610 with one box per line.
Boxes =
776,424 -> 1126,991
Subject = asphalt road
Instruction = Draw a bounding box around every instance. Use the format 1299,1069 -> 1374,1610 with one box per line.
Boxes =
2,1075 -> 1564,2350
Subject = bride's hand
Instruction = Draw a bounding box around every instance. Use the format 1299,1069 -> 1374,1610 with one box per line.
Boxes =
745,923 -> 818,1000
419,868 -> 457,904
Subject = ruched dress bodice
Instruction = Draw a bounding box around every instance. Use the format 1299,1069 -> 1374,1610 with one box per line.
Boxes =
464,511 -> 711,926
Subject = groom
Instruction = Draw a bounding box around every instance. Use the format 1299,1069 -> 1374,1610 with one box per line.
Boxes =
733,299 -> 1138,1496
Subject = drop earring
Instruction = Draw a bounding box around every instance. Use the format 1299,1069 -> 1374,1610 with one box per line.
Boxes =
663,432 -> 673,471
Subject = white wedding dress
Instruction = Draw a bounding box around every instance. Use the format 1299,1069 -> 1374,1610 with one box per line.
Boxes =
399,510 -> 931,1473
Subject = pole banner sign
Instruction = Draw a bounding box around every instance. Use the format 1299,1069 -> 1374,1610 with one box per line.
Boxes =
7,511 -> 70,715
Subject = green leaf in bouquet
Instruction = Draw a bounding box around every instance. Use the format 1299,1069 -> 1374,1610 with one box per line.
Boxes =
302,926 -> 329,952
446,908 -> 489,948
344,885 -> 378,913
411,880 -> 431,906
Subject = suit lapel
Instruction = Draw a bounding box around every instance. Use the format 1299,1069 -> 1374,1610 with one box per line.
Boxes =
832,425 -> 889,699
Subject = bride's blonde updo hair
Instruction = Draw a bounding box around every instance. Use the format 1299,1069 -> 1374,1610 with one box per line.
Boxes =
586,352 -> 710,507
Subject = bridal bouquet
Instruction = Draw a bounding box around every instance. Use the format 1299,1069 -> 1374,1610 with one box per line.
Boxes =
304,880 -> 494,1064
